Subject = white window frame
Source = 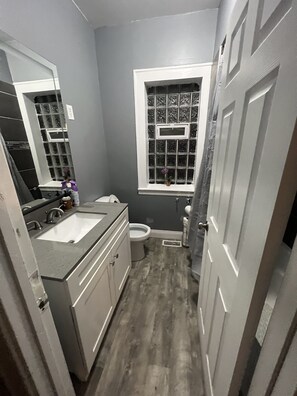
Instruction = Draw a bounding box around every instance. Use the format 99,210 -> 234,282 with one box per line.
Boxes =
133,63 -> 212,196
46,128 -> 69,143
14,78 -> 61,186
156,123 -> 190,140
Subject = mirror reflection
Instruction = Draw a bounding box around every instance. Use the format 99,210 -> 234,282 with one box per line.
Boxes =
0,33 -> 75,209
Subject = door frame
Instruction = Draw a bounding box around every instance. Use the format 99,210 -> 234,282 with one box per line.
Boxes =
249,234 -> 297,395
0,141 -> 74,394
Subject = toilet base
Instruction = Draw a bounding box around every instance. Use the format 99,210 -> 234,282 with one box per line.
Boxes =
131,241 -> 145,261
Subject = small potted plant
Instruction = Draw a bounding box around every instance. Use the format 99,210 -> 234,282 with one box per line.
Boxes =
161,167 -> 172,186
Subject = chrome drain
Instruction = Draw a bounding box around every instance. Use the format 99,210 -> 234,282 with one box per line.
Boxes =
162,240 -> 182,248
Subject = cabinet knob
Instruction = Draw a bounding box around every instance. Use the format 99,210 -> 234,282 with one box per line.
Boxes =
110,254 -> 119,266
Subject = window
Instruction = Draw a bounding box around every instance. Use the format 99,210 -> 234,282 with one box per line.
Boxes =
147,83 -> 199,186
34,94 -> 75,181
134,64 -> 212,196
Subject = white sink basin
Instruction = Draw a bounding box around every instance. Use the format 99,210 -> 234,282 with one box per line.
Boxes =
37,212 -> 105,244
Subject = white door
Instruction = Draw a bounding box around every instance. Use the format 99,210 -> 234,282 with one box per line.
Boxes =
198,0 -> 297,395
0,141 -> 74,394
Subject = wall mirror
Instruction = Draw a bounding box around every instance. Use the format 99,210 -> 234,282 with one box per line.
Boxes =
0,31 -> 75,211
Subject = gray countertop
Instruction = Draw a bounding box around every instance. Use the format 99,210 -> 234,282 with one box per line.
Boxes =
31,202 -> 127,281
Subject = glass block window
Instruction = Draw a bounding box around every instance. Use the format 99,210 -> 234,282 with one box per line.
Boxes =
147,83 -> 199,185
34,94 -> 75,181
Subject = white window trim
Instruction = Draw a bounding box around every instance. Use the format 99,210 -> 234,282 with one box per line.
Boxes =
14,78 -> 61,186
46,128 -> 69,143
1,39 -> 64,189
133,63 -> 212,196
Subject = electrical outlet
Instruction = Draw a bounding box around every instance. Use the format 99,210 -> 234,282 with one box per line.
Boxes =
146,217 -> 154,224
66,104 -> 75,120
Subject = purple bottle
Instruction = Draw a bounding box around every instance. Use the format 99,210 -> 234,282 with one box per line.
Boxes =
61,180 -> 80,206
70,181 -> 80,206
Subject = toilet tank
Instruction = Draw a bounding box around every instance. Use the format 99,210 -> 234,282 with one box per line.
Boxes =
95,194 -> 120,203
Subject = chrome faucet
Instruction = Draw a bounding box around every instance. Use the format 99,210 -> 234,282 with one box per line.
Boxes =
26,220 -> 43,231
22,205 -> 32,214
46,208 -> 64,224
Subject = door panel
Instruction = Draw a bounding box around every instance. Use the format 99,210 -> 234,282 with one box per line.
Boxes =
227,3 -> 248,84
253,0 -> 293,52
212,104 -> 235,226
207,285 -> 227,382
111,224 -> 131,301
224,71 -> 277,261
198,0 -> 297,395
261,0 -> 285,27
200,248 -> 213,325
203,257 -> 220,342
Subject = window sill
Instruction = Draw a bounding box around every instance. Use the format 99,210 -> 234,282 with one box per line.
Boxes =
138,185 -> 194,197
38,181 -> 61,190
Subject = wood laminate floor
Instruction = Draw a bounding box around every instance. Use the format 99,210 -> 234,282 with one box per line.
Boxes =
72,238 -> 205,396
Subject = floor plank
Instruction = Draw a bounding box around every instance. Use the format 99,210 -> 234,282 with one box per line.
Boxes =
72,238 -> 205,396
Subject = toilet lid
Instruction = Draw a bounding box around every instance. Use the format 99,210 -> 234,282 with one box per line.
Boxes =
130,226 -> 147,238
95,196 -> 109,202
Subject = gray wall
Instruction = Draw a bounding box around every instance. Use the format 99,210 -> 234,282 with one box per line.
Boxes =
95,10 -> 218,230
0,49 -> 12,83
214,0 -> 237,56
6,52 -> 53,83
0,0 -> 109,202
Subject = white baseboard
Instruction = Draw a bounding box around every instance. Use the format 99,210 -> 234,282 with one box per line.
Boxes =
151,229 -> 182,240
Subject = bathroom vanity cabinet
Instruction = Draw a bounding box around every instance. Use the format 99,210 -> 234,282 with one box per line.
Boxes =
41,207 -> 131,381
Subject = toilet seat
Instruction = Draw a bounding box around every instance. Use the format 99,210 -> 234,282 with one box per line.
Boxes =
129,223 -> 151,242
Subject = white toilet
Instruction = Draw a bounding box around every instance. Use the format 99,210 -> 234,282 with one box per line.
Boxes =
95,195 -> 151,261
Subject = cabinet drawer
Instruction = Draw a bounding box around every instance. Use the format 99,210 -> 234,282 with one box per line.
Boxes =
66,209 -> 128,303
71,253 -> 114,372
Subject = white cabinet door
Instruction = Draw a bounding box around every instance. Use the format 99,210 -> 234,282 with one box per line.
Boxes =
71,253 -> 113,375
111,224 -> 131,301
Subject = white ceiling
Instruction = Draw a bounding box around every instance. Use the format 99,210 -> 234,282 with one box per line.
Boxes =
73,0 -> 221,29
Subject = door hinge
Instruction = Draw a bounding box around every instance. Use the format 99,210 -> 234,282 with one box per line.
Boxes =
28,270 -> 49,311
37,292 -> 49,311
